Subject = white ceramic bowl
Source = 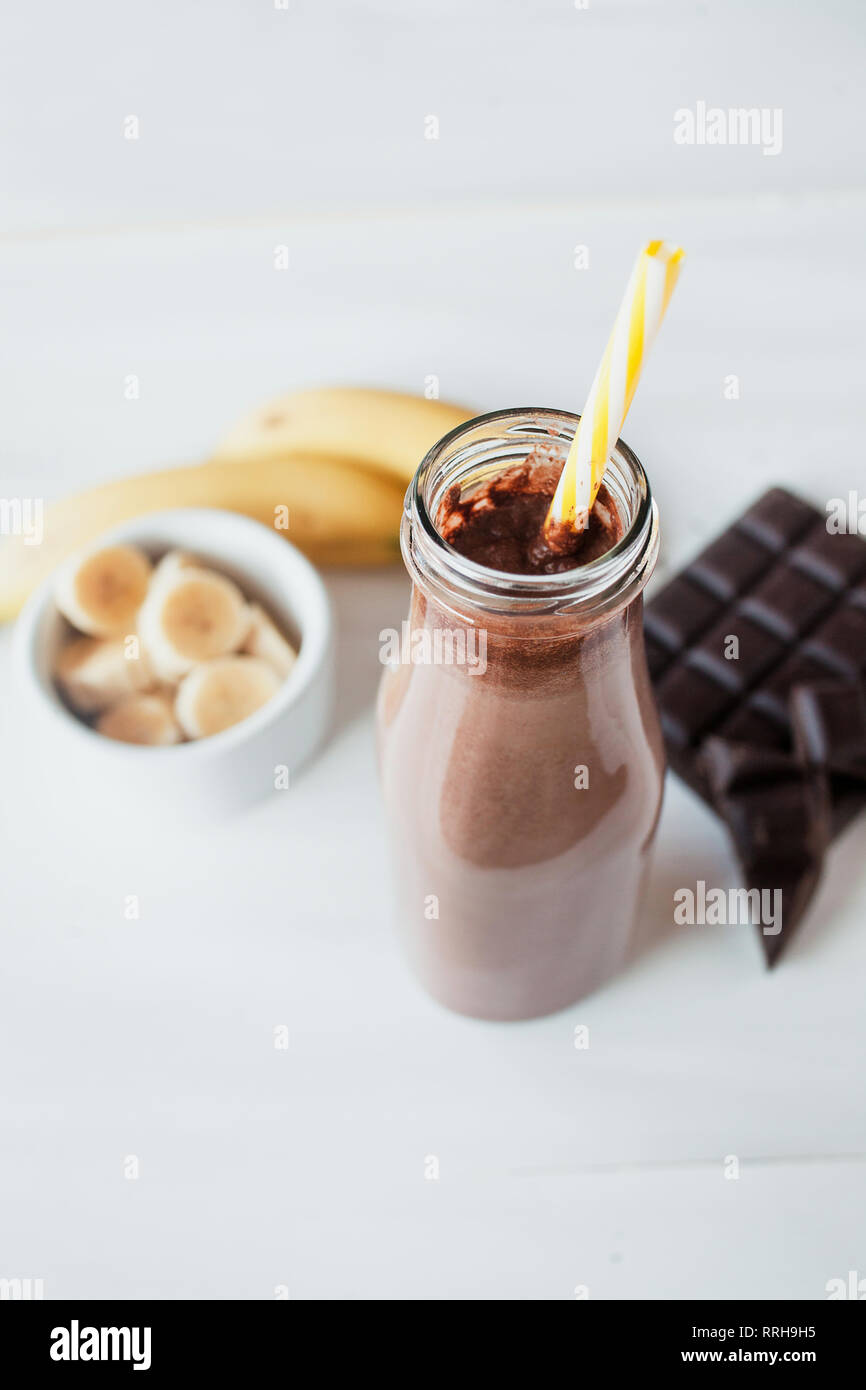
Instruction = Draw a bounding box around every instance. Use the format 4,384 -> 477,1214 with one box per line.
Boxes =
12,509 -> 335,819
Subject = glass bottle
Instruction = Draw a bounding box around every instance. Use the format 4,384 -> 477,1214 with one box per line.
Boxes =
377,408 -> 664,1020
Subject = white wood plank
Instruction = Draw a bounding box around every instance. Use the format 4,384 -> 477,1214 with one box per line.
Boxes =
2,1 -> 865,234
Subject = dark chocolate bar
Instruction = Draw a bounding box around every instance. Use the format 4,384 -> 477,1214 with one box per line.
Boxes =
645,487 -> 866,961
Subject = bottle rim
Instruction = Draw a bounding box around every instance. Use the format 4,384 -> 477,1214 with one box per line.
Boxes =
403,406 -> 659,618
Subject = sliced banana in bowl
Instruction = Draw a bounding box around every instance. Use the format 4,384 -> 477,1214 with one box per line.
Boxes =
242,603 -> 297,680
138,566 -> 252,681
13,508 -> 334,817
57,634 -> 155,715
55,544 -> 153,637
175,655 -> 282,739
97,692 -> 185,747
49,539 -> 296,743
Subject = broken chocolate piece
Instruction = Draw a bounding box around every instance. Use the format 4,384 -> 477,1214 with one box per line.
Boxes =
702,739 -> 830,966
790,681 -> 866,783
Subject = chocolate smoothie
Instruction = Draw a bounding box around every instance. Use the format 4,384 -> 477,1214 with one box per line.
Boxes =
438,458 -> 622,573
377,411 -> 664,1020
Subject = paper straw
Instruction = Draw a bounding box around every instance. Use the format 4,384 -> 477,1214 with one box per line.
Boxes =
546,240 -> 685,537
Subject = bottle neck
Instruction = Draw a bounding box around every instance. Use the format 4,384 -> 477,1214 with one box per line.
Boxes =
402,407 -> 659,632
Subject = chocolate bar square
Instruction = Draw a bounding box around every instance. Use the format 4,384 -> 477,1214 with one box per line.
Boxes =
802,605 -> 866,678
655,664 -> 735,750
644,574 -> 723,653
687,614 -> 788,693
716,705 -> 791,751
789,519 -> 866,590
737,487 -> 816,551
749,652 -> 838,726
687,528 -> 776,601
738,563 -> 835,641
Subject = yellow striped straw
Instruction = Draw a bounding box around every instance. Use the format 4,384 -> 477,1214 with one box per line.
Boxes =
546,240 -> 685,537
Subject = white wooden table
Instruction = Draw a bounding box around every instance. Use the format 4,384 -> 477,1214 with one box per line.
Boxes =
1,0 -> 865,1300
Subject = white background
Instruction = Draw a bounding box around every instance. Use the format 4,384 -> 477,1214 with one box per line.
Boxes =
1,0 -> 865,1300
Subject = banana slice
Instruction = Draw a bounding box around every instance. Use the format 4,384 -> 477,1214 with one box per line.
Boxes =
56,635 -> 155,714
97,693 -> 184,746
138,567 -> 250,680
175,655 -> 281,739
150,549 -> 197,591
55,544 -> 152,637
242,603 -> 297,679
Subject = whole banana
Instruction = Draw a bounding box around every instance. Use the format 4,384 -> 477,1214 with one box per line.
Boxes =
0,453 -> 403,622
210,386 -> 475,483
1,389 -> 476,621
